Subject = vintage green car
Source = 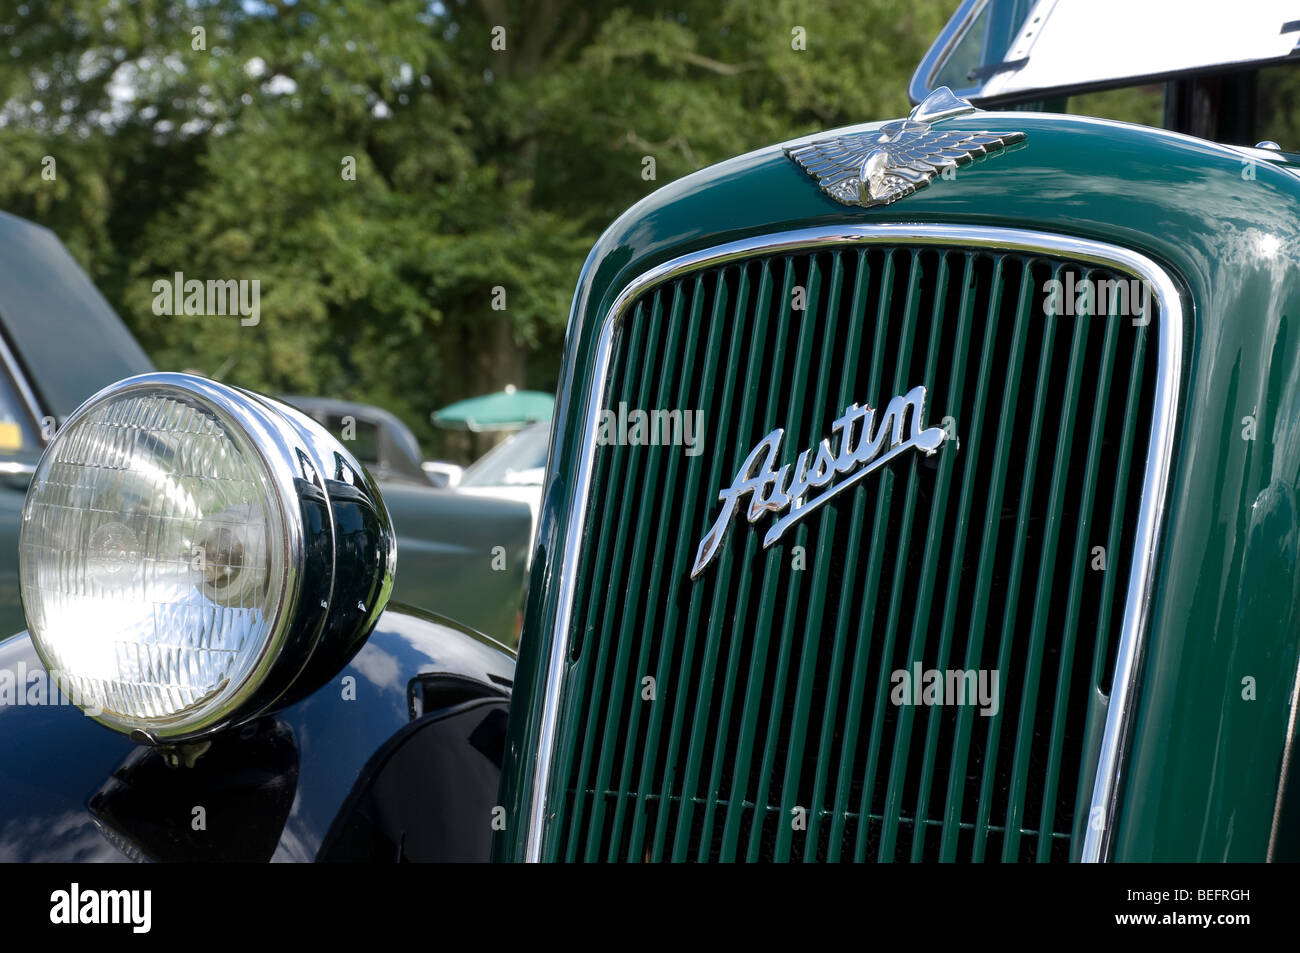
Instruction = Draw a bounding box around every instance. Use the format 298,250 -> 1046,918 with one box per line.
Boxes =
3,0 -> 1300,864
498,0 -> 1300,863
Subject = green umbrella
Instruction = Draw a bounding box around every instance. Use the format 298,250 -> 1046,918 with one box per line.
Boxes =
432,385 -> 554,432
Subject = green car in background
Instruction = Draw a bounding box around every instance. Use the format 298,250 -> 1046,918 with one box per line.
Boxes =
284,395 -> 537,646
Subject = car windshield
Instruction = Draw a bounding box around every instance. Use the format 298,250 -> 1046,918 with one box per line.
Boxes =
914,0 -> 1300,107
459,424 -> 549,487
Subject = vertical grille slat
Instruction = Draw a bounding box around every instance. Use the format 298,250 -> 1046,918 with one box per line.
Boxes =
715,257 -> 800,860
803,249 -> 874,861
960,257 -> 1035,862
936,255 -> 1010,861
694,258 -> 782,861
623,274 -> 715,860
602,281 -> 693,858
668,264 -> 755,861
997,269 -> 1092,862
965,260 -> 1062,861
653,271 -> 743,860
548,299 -> 644,853
963,260 -> 1046,861
853,249 -> 929,863
907,252 -> 978,863
741,251 -> 827,862
1088,310 -> 1150,694
586,280 -> 694,859
1035,289 -> 1125,861
562,295 -> 660,859
826,249 -> 901,861
770,250 -> 850,862
548,238 -> 1163,863
781,251 -> 860,859
877,251 -> 954,861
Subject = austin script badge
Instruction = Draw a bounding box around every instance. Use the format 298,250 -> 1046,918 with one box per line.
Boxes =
691,385 -> 947,578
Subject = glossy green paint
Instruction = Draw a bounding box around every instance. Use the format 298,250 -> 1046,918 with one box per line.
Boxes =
379,481 -> 532,647
496,110 -> 1300,861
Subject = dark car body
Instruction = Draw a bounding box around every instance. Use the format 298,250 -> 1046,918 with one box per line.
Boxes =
0,605 -> 512,861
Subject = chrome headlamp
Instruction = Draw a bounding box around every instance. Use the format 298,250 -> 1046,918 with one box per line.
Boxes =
17,372 -> 396,742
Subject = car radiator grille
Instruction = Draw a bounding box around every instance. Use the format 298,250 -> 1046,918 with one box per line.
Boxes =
547,242 -> 1157,861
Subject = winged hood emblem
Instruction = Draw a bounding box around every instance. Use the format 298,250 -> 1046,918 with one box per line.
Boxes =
785,87 -> 1025,208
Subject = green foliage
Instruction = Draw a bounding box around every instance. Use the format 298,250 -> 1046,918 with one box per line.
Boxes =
0,0 -> 950,456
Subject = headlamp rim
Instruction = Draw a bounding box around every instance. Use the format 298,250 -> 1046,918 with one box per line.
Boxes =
20,372 -> 328,740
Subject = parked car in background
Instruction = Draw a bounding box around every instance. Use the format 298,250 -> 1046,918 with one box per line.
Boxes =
0,211 -> 154,637
283,395 -> 440,486
283,394 -> 535,646
455,421 -> 550,549
290,392 -> 550,566
0,221 -> 534,651
284,395 -> 468,488
421,459 -> 464,488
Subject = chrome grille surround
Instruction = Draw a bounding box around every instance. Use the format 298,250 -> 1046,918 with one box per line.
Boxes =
525,224 -> 1184,863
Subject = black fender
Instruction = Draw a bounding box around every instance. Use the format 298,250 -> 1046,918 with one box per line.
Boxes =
0,604 -> 513,862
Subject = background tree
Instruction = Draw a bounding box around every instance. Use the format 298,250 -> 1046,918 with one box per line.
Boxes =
0,0 -> 950,457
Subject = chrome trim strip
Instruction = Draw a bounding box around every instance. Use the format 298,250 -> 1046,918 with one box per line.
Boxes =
524,224 -> 1183,862
1267,650 -> 1300,860
0,331 -> 48,439
908,0 -> 988,105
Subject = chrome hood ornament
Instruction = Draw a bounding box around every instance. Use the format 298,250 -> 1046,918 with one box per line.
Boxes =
691,385 -> 947,578
784,87 -> 1025,208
